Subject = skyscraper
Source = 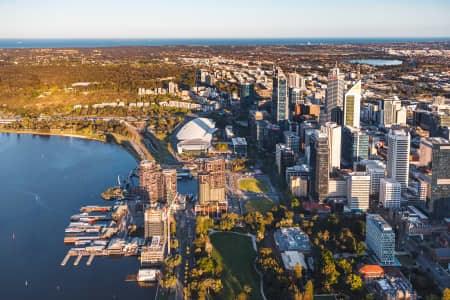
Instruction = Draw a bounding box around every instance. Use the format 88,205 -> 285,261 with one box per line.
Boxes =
272,67 -> 289,123
379,96 -> 402,128
321,122 -> 341,173
366,214 -> 396,265
343,81 -> 362,128
379,178 -> 401,209
289,88 -> 303,107
310,132 -> 329,203
387,128 -> 410,193
347,172 -> 370,211
326,66 -> 345,123
342,126 -> 369,167
430,139 -> 450,219
240,81 -> 255,110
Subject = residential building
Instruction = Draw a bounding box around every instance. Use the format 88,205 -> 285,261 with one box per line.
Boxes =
366,214 -> 396,265
198,158 -> 226,205
140,161 -> 177,204
144,207 -> 165,239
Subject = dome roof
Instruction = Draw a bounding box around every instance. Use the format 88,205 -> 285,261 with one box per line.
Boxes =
176,118 -> 216,142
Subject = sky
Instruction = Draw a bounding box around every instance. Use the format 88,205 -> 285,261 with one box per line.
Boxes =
0,0 -> 449,38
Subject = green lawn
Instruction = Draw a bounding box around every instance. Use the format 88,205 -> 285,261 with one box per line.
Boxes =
239,179 -> 269,193
210,232 -> 262,300
245,198 -> 276,213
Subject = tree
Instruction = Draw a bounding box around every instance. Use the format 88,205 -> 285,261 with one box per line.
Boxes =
356,241 -> 366,256
443,288 -> 450,300
337,259 -> 352,275
170,238 -> 179,249
161,272 -> 177,289
243,285 -> 252,295
303,280 -> 314,300
294,262 -> 303,280
346,274 -> 363,291
164,254 -> 182,270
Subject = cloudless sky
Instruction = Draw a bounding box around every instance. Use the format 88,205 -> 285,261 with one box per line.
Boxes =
0,0 -> 449,38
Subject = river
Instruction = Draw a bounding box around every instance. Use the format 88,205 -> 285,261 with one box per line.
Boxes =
0,132 -> 156,299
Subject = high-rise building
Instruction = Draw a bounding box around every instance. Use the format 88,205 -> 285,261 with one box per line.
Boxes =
343,81 -> 362,128
240,82 -> 255,110
275,143 -> 295,177
288,72 -> 304,89
321,122 -> 341,173
360,160 -> 386,197
342,126 -> 369,167
387,128 -> 410,193
326,66 -> 344,122
198,158 -> 226,205
310,132 -> 329,203
272,67 -> 289,123
419,137 -> 447,167
284,131 -> 300,154
379,178 -> 401,208
430,139 -> 450,219
289,88 -> 303,107
144,207 -> 165,239
379,96 -> 402,128
366,214 -> 396,265
347,172 -> 370,211
290,176 -> 309,198
140,161 -> 177,204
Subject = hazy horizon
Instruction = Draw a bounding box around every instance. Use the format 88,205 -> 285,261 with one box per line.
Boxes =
1,0 -> 449,39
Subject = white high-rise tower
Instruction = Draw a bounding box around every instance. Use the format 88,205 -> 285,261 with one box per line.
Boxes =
387,128 -> 410,193
321,122 -> 341,173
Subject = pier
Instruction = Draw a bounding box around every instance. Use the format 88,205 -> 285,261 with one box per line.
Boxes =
61,253 -> 72,267
86,254 -> 95,266
74,255 -> 83,266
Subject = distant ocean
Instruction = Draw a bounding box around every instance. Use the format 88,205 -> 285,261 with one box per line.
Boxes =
0,38 -> 449,48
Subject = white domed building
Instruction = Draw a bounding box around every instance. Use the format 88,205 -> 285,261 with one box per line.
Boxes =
176,118 -> 217,154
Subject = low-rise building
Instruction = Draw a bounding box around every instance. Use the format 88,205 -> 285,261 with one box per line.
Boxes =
274,227 -> 311,253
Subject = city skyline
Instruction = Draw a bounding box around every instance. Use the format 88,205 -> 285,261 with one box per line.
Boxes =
1,0 -> 449,38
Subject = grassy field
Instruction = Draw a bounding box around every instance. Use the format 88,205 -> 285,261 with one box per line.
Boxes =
210,232 -> 262,300
238,179 -> 269,193
244,198 -> 276,213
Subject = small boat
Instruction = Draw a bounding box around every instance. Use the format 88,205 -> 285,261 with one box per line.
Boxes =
12,233 -> 15,240
25,280 -> 28,288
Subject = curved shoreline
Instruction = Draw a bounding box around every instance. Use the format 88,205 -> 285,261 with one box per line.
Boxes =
0,129 -> 142,162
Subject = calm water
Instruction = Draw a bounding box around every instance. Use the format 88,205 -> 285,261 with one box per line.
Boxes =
0,38 -> 449,48
0,133 -> 156,300
346,59 -> 403,66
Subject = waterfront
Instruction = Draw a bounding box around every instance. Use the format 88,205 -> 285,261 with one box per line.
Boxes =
0,132 -> 155,300
346,59 -> 403,66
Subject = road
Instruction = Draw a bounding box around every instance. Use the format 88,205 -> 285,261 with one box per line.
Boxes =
403,238 -> 450,292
